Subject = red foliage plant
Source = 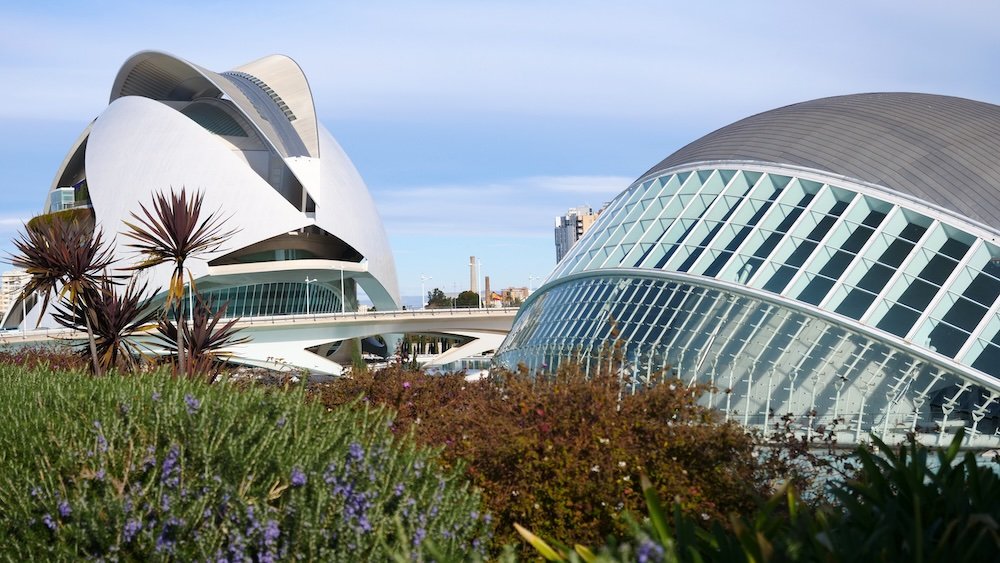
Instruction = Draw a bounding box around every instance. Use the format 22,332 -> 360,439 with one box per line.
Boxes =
312,360 -> 769,550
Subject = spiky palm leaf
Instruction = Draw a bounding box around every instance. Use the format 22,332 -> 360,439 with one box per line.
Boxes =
53,277 -> 160,373
10,214 -> 115,375
122,188 -> 237,305
122,187 -> 237,377
155,291 -> 249,380
10,215 -> 114,325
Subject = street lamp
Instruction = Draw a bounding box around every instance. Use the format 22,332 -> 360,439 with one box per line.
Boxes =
528,274 -> 540,293
304,277 -> 317,315
478,258 -> 485,308
420,274 -> 432,310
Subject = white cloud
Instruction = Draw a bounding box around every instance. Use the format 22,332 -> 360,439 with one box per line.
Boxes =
4,1 -> 1000,124
375,175 -> 629,238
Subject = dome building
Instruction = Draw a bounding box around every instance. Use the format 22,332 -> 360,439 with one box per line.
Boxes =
7,51 -> 401,373
496,93 -> 1000,447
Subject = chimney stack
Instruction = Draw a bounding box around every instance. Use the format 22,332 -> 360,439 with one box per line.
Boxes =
469,256 -> 478,293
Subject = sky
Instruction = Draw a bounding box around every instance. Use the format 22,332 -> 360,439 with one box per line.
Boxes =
1,1 -> 999,305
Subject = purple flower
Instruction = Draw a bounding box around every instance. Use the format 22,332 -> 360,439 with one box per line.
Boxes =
42,513 -> 56,530
637,538 -> 665,563
95,467 -> 106,481
276,416 -> 287,428
402,381 -> 411,389
123,518 -> 142,542
184,394 -> 201,414
263,519 -> 280,544
58,501 -> 71,518
29,486 -> 41,498
161,445 -> 181,488
393,483 -> 404,496
151,391 -> 161,402
290,467 -> 307,487
348,442 -> 364,463
156,517 -> 182,555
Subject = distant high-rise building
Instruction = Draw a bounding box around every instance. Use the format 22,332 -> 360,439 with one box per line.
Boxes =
0,269 -> 30,318
554,206 -> 601,262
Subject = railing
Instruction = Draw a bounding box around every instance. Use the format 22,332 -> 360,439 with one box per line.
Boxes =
236,306 -> 519,326
0,308 -> 519,344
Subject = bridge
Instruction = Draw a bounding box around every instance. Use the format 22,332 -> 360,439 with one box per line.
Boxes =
0,307 -> 519,375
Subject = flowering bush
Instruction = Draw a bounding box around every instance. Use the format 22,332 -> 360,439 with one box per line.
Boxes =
0,365 -> 491,560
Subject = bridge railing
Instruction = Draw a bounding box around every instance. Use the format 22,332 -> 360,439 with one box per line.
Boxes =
236,307 -> 520,326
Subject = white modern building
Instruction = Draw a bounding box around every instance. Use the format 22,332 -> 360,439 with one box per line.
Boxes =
5,51 -> 401,374
498,93 -> 1000,447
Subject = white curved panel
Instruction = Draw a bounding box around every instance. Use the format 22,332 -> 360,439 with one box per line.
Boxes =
86,96 -> 311,292
314,125 -> 400,309
235,55 -> 320,158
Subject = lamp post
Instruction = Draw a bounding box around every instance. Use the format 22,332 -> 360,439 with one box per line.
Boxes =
420,274 -> 432,310
304,277 -> 317,315
478,258 -> 485,308
528,274 -> 540,293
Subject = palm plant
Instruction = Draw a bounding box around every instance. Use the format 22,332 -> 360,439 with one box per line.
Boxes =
122,188 -> 236,377
154,290 -> 249,380
10,213 -> 115,375
52,276 -> 159,374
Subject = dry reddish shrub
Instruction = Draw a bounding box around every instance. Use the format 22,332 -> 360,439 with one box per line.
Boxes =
311,361 -> 767,550
0,345 -> 87,372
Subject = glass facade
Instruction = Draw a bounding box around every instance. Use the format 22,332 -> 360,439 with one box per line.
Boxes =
178,281 -> 342,318
497,166 -> 1000,446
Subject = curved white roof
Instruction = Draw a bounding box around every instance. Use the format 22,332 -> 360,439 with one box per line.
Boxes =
44,50 -> 400,311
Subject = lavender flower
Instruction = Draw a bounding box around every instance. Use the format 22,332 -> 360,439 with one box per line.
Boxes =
276,416 -> 287,428
123,518 -> 142,542
348,442 -> 364,463
29,486 -> 41,498
393,483 -> 405,496
263,519 -> 280,545
412,526 -> 426,547
151,391 -> 161,402
58,501 -> 71,518
156,517 -> 182,555
161,445 -> 181,488
637,538 -> 665,563
42,513 -> 56,530
402,381 -> 411,389
290,467 -> 307,487
95,467 -> 106,481
184,394 -> 201,414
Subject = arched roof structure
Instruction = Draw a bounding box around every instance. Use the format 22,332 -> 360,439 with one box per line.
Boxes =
646,93 -> 1000,228
498,92 -> 1000,448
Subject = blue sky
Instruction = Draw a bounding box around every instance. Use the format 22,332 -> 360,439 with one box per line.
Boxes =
2,1 -> 999,303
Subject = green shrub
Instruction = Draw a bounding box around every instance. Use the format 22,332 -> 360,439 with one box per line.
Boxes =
314,363 -> 766,552
0,365 -> 491,560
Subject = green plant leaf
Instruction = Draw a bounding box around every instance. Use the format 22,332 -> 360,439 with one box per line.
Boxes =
514,523 -> 565,561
